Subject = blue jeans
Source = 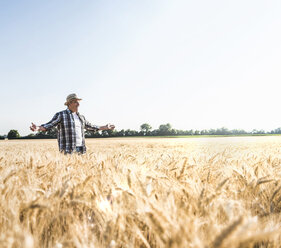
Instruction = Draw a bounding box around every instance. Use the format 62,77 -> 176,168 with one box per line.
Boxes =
75,146 -> 83,154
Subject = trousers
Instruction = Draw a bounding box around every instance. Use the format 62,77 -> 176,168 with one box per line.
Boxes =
75,146 -> 83,154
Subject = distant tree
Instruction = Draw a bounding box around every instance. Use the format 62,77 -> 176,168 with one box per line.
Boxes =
232,129 -> 247,135
215,127 -> 230,135
35,131 -> 48,138
170,129 -> 177,135
251,129 -> 265,134
85,129 -> 102,138
271,128 -> 281,134
7,129 -> 20,139
140,123 -> 152,135
101,130 -> 110,137
45,127 -> 57,138
151,129 -> 159,136
208,129 -> 216,135
85,130 -> 92,138
117,129 -> 125,136
158,123 -> 172,135
200,129 -> 208,135
124,129 -> 139,136
107,129 -> 115,137
92,131 -> 102,138
186,129 -> 194,135
124,129 -> 132,136
194,130 -> 200,135
176,129 -> 184,135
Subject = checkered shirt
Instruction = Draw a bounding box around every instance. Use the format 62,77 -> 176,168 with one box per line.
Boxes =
41,109 -> 99,154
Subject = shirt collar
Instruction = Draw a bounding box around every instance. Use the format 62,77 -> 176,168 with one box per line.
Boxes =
67,108 -> 80,116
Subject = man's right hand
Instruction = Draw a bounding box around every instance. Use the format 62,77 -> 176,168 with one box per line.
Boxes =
106,124 -> 115,130
30,123 -> 46,132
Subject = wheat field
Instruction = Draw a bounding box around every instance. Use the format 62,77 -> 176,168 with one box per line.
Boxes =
1,137 -> 281,248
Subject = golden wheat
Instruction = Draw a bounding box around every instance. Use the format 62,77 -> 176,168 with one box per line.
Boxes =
0,137 -> 281,248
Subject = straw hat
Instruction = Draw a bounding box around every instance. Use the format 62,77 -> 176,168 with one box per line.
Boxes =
64,93 -> 82,106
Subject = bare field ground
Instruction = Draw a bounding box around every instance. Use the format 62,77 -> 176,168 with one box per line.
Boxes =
1,137 -> 281,248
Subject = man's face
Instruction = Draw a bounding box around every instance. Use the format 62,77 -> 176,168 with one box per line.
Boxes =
68,99 -> 80,112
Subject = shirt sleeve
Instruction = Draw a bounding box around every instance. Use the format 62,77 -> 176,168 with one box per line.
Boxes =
84,117 -> 100,131
41,112 -> 61,130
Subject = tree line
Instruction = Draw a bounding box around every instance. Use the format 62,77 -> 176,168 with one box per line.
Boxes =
2,124 -> 281,140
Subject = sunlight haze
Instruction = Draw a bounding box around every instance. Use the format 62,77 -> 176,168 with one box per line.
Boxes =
0,0 -> 280,135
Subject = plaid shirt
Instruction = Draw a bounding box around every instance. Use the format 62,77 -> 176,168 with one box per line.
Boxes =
41,109 -> 100,154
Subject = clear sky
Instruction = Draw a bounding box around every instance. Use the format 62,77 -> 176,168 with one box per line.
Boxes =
1,0 -> 280,136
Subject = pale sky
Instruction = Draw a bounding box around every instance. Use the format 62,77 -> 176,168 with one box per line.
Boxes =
0,0 -> 280,136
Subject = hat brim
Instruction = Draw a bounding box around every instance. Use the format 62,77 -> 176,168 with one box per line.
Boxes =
64,98 -> 82,106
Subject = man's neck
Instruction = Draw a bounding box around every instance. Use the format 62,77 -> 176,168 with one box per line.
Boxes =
68,108 -> 77,113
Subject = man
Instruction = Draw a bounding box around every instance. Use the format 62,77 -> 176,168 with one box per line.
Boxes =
30,93 -> 115,154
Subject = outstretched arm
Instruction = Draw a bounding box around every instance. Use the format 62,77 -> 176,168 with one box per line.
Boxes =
30,112 -> 61,132
99,124 -> 115,131
84,117 -> 115,131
